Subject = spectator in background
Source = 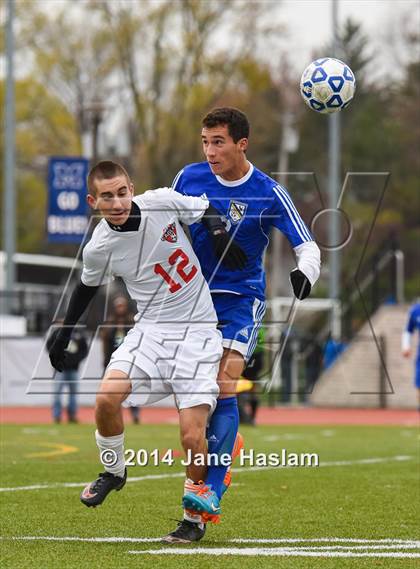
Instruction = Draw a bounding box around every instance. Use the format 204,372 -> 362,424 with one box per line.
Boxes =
402,301 -> 420,412
323,333 -> 347,370
304,337 -> 323,398
280,333 -> 293,403
101,296 -> 140,424
47,322 -> 88,423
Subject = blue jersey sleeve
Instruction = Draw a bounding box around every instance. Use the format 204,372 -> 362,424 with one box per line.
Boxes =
270,184 -> 313,247
172,169 -> 185,195
406,306 -> 418,334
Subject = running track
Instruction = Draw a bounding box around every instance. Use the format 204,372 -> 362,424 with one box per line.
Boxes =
0,406 -> 418,425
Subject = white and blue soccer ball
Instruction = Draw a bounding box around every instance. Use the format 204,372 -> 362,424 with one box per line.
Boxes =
300,57 -> 356,114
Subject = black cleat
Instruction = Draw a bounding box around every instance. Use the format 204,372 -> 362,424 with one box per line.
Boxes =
80,469 -> 127,507
162,519 -> 206,544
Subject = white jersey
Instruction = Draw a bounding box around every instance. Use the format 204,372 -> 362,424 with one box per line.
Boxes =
81,188 -> 217,328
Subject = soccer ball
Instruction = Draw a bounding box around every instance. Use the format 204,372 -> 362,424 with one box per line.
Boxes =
300,57 -> 356,114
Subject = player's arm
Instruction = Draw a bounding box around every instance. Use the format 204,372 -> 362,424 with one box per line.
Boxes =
402,331 -> 411,358
401,309 -> 415,357
270,184 -> 320,300
165,188 -> 247,270
290,241 -> 321,300
49,242 -> 111,371
48,282 -> 100,371
201,203 -> 247,270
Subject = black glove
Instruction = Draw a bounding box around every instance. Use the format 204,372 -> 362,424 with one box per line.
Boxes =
211,229 -> 248,270
290,269 -> 311,300
202,203 -> 247,270
48,329 -> 71,372
47,282 -> 99,371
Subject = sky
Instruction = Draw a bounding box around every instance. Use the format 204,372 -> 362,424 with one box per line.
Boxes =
99,0 -> 419,151
281,0 -> 419,72
4,0 -> 418,150
7,1 -> 417,79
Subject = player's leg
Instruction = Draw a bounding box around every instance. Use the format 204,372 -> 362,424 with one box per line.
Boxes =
67,369 -> 78,423
415,359 -> 420,412
80,368 -> 131,507
218,347 -> 246,397
178,404 -> 222,524
95,368 -> 131,436
129,405 -> 140,424
204,347 -> 243,499
165,407 -> 219,542
52,372 -> 65,423
205,295 -> 265,499
179,404 -> 220,518
163,328 -> 221,543
178,404 -> 209,482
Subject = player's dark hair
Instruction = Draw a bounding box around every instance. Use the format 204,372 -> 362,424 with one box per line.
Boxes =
202,107 -> 250,142
87,160 -> 131,195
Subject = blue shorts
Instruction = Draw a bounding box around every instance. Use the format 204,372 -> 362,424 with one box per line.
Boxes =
415,358 -> 420,389
211,292 -> 266,362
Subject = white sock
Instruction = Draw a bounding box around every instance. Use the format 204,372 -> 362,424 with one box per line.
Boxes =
183,478 -> 204,527
95,430 -> 125,478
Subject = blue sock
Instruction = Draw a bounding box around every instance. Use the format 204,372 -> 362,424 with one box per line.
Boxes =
205,397 -> 239,500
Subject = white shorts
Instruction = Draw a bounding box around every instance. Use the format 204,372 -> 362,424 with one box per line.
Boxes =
107,324 -> 222,413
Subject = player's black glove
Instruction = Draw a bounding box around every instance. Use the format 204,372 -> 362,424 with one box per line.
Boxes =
210,228 -> 248,270
290,269 -> 311,300
47,282 -> 99,371
202,203 -> 247,270
48,329 -> 71,372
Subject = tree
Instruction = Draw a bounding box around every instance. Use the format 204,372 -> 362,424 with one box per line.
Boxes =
91,0 -> 282,188
0,78 -> 80,253
17,1 -> 116,142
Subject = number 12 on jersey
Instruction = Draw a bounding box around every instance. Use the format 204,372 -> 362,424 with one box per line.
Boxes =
154,248 -> 197,293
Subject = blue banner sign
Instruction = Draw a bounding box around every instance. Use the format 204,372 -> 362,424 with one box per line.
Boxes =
47,157 -> 89,243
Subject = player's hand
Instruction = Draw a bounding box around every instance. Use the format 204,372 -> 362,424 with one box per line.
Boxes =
211,230 -> 248,270
48,330 -> 70,372
402,349 -> 411,358
290,269 -> 311,300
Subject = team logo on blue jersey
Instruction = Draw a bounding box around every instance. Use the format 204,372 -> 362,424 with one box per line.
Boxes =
228,200 -> 248,224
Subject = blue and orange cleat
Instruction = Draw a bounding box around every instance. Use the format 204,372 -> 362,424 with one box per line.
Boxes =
221,431 -> 244,496
182,482 -> 221,524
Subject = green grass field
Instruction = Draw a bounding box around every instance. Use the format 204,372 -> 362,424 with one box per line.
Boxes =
1,423 -> 419,568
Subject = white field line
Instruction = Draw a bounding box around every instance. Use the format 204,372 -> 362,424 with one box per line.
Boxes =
127,548 -> 420,558
1,537 -> 162,543
2,537 -> 419,546
233,538 -> 420,544
249,545 -> 420,550
0,455 -> 413,493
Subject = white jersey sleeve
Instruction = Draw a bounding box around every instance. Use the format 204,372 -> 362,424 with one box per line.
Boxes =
145,187 -> 209,225
81,238 -> 113,287
401,331 -> 411,352
293,241 -> 321,286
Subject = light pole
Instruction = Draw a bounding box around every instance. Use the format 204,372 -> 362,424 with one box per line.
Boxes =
2,0 -> 16,313
81,99 -> 106,162
328,0 -> 341,308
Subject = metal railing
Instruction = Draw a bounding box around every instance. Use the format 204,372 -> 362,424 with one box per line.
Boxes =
341,246 -> 404,341
0,287 -> 65,334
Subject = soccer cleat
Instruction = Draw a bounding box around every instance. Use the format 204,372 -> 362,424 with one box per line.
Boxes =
221,431 -> 244,495
161,519 -> 206,544
80,469 -> 127,507
182,482 -> 221,523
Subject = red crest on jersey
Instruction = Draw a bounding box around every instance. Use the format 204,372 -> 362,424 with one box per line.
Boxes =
161,222 -> 177,243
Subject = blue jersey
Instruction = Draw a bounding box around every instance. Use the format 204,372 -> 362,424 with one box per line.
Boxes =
173,161 -> 313,300
406,303 -> 420,359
